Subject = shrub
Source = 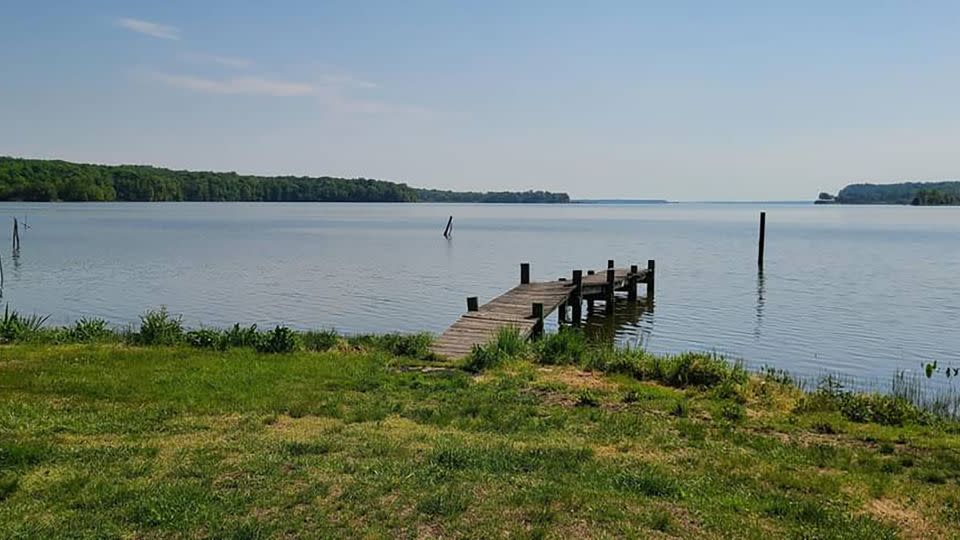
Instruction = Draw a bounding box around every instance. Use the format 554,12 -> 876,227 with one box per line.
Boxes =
138,307 -> 183,345
464,342 -> 503,373
255,326 -> 300,354
185,329 -> 225,350
301,329 -> 340,352
660,352 -> 745,388
0,305 -> 49,343
797,377 -> 932,426
67,317 -> 111,343
223,323 -> 259,348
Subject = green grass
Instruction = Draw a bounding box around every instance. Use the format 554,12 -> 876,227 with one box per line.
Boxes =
1,339 -> 959,538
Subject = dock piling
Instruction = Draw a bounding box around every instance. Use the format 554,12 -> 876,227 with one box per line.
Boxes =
629,264 -> 639,301
758,212 -> 766,270
467,296 -> 479,312
647,259 -> 656,297
572,270 -> 583,325
520,263 -> 530,284
532,302 -> 544,338
605,267 -> 615,314
607,259 -> 614,269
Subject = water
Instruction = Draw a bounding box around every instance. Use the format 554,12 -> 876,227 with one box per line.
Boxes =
1,202 -> 958,392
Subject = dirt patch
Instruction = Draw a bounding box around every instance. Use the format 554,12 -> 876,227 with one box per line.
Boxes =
865,498 -> 942,539
537,367 -> 617,392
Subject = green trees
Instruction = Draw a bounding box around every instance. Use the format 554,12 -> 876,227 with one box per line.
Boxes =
833,181 -> 960,205
0,157 -> 569,203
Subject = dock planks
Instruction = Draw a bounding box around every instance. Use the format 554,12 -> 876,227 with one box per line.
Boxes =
431,266 -> 650,360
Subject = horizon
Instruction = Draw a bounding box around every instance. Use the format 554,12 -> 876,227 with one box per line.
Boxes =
4,2 -> 960,200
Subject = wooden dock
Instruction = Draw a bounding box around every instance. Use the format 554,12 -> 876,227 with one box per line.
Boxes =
431,260 -> 654,359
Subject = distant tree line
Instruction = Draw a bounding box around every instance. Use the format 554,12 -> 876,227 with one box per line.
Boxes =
820,181 -> 960,205
0,157 -> 570,203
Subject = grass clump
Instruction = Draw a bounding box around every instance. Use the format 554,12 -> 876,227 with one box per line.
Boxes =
535,327 -> 588,365
185,328 -> 226,350
67,317 -> 112,343
798,376 -> 933,426
0,305 -> 49,343
255,326 -> 300,354
137,306 -> 183,345
301,329 -> 341,351
463,326 -> 529,372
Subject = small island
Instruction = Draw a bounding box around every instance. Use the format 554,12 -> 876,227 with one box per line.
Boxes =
817,181 -> 960,206
0,157 -> 570,204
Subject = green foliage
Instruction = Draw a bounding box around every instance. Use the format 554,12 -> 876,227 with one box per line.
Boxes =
535,327 -> 588,365
301,329 -> 341,352
137,307 -> 183,346
834,181 -> 960,205
611,466 -> 681,498
185,329 -> 226,350
0,305 -> 49,343
67,317 -> 111,343
223,323 -> 259,348
463,327 -> 529,373
255,326 -> 300,354
0,157 -> 569,203
798,376 -> 932,426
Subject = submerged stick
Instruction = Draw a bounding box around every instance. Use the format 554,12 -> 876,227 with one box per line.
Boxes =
443,216 -> 453,238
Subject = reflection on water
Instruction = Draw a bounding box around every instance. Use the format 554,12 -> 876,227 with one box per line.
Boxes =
580,294 -> 655,350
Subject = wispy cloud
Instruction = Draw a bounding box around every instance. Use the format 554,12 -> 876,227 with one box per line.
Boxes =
183,53 -> 252,69
146,71 -> 423,113
116,17 -> 180,40
150,73 -> 314,97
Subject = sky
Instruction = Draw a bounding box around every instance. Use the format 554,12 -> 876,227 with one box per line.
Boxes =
2,1 -> 960,200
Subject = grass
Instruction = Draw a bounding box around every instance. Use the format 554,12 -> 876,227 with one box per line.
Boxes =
1,336 -> 959,538
0,309 -> 959,537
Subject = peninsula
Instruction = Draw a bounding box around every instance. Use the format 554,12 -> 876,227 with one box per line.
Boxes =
817,181 -> 960,206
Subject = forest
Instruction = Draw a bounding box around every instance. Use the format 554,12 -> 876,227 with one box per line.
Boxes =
824,181 -> 960,205
0,157 -> 570,203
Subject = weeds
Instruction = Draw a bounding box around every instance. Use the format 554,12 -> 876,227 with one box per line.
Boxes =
138,307 -> 183,346
463,327 -> 529,372
0,305 -> 49,343
255,326 -> 300,354
67,317 -> 111,343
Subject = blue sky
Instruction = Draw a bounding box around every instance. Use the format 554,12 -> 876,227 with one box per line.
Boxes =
2,1 -> 959,200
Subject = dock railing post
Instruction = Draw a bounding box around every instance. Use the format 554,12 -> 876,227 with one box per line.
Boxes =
520,263 -> 530,285
758,212 -> 766,271
467,296 -> 479,312
605,267 -> 615,314
629,264 -> 638,301
647,259 -> 656,297
531,302 -> 544,338
607,259 -> 614,269
571,270 -> 583,326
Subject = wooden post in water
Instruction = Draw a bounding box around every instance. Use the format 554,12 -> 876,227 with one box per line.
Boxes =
628,264 -> 639,301
531,302 -> 544,338
571,270 -> 583,326
557,301 -> 566,325
520,263 -> 530,285
758,212 -> 766,270
443,216 -> 453,238
605,267 -> 615,314
12,218 -> 20,252
467,296 -> 479,312
607,259 -> 615,269
647,259 -> 656,297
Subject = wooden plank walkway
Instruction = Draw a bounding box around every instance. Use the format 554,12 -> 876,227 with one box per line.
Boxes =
431,263 -> 653,360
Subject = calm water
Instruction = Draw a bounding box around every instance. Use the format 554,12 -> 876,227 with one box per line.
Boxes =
1,202 -> 958,389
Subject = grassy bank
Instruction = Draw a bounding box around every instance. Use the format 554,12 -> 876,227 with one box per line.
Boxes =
1,326 -> 959,538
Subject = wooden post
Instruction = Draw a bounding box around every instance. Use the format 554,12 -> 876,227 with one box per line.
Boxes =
557,301 -> 566,324
12,218 -> 19,252
607,259 -> 614,269
532,302 -> 544,338
628,264 -> 638,301
647,259 -> 656,297
520,263 -> 530,284
758,211 -> 766,270
587,270 -> 595,276
605,267 -> 615,314
443,216 -> 453,238
467,296 -> 479,312
572,270 -> 583,326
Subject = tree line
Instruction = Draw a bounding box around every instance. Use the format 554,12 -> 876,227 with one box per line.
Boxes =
0,157 -> 570,203
821,181 -> 960,206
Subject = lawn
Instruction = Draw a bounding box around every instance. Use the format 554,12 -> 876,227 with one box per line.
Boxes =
1,342 -> 959,538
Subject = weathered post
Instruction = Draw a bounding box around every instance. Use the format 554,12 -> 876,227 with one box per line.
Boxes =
607,259 -> 615,269
628,264 -> 639,301
12,218 -> 19,252
443,216 -> 453,238
557,301 -> 566,324
467,296 -> 479,312
520,263 -> 530,284
647,259 -> 656,297
605,267 -> 615,314
758,212 -> 766,270
572,270 -> 583,326
532,302 -> 544,338
587,270 -> 595,276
